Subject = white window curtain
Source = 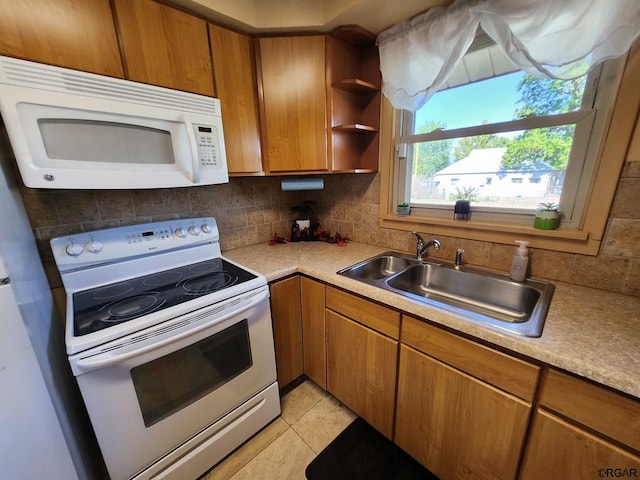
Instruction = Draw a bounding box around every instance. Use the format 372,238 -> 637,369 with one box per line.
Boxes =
377,0 -> 640,112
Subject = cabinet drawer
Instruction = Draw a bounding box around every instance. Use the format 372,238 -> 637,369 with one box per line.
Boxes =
539,369 -> 640,451
325,286 -> 400,339
401,315 -> 539,401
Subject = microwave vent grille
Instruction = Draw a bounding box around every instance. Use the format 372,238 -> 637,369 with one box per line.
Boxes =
0,56 -> 219,116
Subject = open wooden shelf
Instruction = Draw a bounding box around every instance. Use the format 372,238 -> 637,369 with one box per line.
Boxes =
333,123 -> 378,132
327,25 -> 381,173
332,78 -> 379,94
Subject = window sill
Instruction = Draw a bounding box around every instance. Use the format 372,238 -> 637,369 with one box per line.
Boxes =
379,213 -> 600,255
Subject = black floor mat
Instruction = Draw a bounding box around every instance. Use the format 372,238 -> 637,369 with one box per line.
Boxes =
305,417 -> 439,480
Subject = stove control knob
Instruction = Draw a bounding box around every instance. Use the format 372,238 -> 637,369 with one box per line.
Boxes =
188,225 -> 201,236
201,223 -> 212,234
85,239 -> 103,254
175,227 -> 187,238
65,242 -> 83,257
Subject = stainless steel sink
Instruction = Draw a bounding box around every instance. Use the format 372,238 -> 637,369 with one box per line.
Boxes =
341,254 -> 419,281
337,251 -> 554,337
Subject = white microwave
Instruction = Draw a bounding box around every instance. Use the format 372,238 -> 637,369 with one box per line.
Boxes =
0,56 -> 228,189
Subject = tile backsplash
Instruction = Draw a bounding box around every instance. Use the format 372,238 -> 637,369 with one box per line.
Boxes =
21,176 -> 311,288
3,119 -> 638,296
15,166 -> 639,297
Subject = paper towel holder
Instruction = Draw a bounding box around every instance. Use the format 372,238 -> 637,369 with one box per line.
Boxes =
280,177 -> 324,191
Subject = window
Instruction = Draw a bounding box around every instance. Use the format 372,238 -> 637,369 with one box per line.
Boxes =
389,35 -> 625,234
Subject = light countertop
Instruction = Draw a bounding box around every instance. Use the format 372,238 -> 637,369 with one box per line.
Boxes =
224,241 -> 640,400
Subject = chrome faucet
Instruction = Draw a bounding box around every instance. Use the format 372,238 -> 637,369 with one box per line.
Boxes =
412,231 -> 440,261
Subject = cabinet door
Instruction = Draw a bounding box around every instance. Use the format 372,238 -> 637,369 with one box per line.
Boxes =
326,310 -> 397,438
113,0 -> 214,95
300,277 -> 326,388
395,345 -> 531,480
257,35 -> 328,173
209,24 -> 262,175
520,409 -> 640,480
0,0 -> 123,77
269,276 -> 303,387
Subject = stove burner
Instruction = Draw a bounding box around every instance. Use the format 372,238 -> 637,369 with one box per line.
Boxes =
188,261 -> 221,275
92,283 -> 134,300
182,273 -> 235,295
143,271 -> 184,287
102,294 -> 163,322
72,258 -> 258,337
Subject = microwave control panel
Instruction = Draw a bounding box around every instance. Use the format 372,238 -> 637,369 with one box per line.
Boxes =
195,126 -> 220,169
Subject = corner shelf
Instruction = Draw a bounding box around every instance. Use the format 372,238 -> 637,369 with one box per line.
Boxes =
328,25 -> 381,173
333,123 -> 378,132
332,79 -> 379,95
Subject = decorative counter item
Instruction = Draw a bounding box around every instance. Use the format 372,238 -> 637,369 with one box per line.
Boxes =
453,186 -> 478,221
268,228 -> 349,246
291,201 -> 315,240
533,202 -> 560,230
397,202 -> 411,216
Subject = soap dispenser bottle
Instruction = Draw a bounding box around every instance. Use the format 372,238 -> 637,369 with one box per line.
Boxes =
510,240 -> 529,281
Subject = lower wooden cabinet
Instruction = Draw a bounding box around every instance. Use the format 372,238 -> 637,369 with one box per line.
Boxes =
269,276 -> 303,387
520,368 -> 640,479
269,276 -> 640,480
395,345 -> 531,480
326,310 -> 398,438
520,408 -> 640,480
301,276 -> 326,388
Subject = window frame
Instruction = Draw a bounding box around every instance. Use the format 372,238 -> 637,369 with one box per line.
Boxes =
378,44 -> 640,255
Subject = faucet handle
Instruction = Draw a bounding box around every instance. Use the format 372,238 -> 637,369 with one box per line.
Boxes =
454,248 -> 463,269
412,231 -> 425,244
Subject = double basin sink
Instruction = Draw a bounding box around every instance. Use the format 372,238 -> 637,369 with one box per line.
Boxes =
337,251 -> 555,337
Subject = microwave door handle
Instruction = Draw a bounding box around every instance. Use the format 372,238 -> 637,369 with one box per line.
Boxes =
181,113 -> 200,184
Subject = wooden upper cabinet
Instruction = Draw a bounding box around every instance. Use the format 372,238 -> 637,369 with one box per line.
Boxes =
257,35 -> 328,173
209,24 -> 262,175
112,0 -> 214,96
0,0 -> 123,77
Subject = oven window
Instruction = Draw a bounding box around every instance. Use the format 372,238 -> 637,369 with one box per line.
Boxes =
131,319 -> 252,427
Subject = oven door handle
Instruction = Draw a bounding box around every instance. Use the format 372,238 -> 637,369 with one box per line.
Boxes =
72,288 -> 268,373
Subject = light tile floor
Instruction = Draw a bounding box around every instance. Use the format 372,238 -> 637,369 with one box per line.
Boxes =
200,380 -> 356,480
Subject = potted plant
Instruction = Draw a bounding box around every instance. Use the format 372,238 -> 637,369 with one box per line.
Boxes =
534,202 -> 560,230
397,202 -> 411,216
453,186 -> 478,221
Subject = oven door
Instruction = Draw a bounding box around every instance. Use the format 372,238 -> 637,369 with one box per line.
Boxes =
69,286 -> 277,480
